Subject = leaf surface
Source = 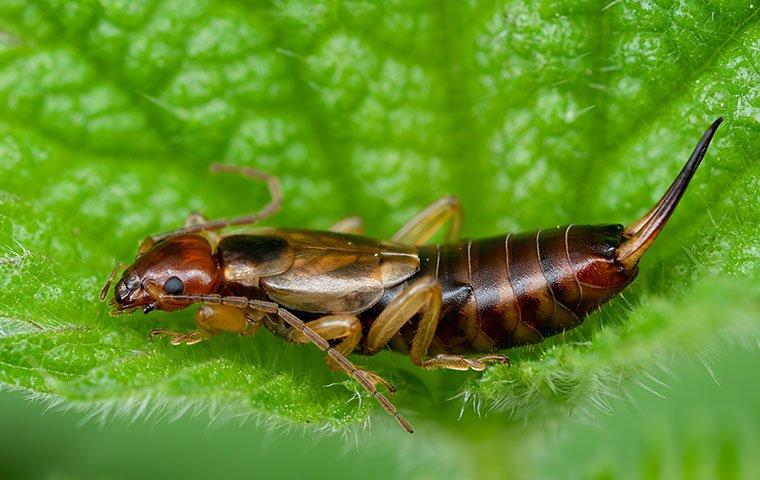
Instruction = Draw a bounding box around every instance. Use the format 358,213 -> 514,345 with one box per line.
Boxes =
0,0 -> 758,430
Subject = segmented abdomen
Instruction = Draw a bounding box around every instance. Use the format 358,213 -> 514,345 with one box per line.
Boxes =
370,224 -> 626,355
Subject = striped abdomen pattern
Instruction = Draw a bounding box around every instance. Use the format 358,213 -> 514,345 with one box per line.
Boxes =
369,224 -> 629,355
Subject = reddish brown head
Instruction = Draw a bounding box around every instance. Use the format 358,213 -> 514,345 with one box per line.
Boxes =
110,235 -> 220,314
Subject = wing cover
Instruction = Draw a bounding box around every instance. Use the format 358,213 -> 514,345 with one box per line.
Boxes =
217,231 -> 295,286
261,229 -> 419,314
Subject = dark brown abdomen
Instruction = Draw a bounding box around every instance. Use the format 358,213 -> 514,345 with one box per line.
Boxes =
362,224 -> 630,354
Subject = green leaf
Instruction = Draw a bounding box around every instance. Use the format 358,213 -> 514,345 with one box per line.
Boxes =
0,0 -> 758,433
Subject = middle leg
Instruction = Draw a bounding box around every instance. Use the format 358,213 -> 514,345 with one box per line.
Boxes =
287,314 -> 395,392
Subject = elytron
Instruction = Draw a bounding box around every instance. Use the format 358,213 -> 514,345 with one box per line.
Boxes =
102,118 -> 723,433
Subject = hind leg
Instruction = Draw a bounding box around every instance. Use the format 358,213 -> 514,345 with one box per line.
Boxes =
392,196 -> 461,245
365,277 -> 509,371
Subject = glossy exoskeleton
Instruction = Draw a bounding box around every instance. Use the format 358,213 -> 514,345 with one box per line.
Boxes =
102,119 -> 723,433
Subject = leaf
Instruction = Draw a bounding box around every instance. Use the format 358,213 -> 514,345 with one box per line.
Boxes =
0,0 -> 758,433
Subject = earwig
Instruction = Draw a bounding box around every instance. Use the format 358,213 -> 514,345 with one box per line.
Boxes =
102,119 -> 723,433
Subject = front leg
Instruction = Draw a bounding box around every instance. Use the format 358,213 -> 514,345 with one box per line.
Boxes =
139,212 -> 216,254
150,304 -> 262,345
159,293 -> 413,432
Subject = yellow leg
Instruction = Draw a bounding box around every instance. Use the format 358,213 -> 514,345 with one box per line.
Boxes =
183,212 -> 208,227
288,314 -> 395,393
329,216 -> 364,234
365,277 -> 508,371
164,294 -> 413,432
140,209 -> 224,253
150,305 -> 261,345
391,196 -> 461,246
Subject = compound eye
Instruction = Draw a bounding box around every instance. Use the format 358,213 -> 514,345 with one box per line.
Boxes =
163,276 -> 184,295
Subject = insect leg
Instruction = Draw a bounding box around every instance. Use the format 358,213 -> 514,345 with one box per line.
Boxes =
328,216 -> 364,234
182,211 -> 222,246
391,195 -> 461,245
274,307 -> 412,433
197,304 -> 263,335
288,315 -> 361,361
365,277 -> 509,371
365,277 -> 442,355
287,314 -> 396,393
150,305 -> 261,345
162,294 -> 413,433
183,211 -> 208,227
146,164 -> 282,244
149,328 -> 214,345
